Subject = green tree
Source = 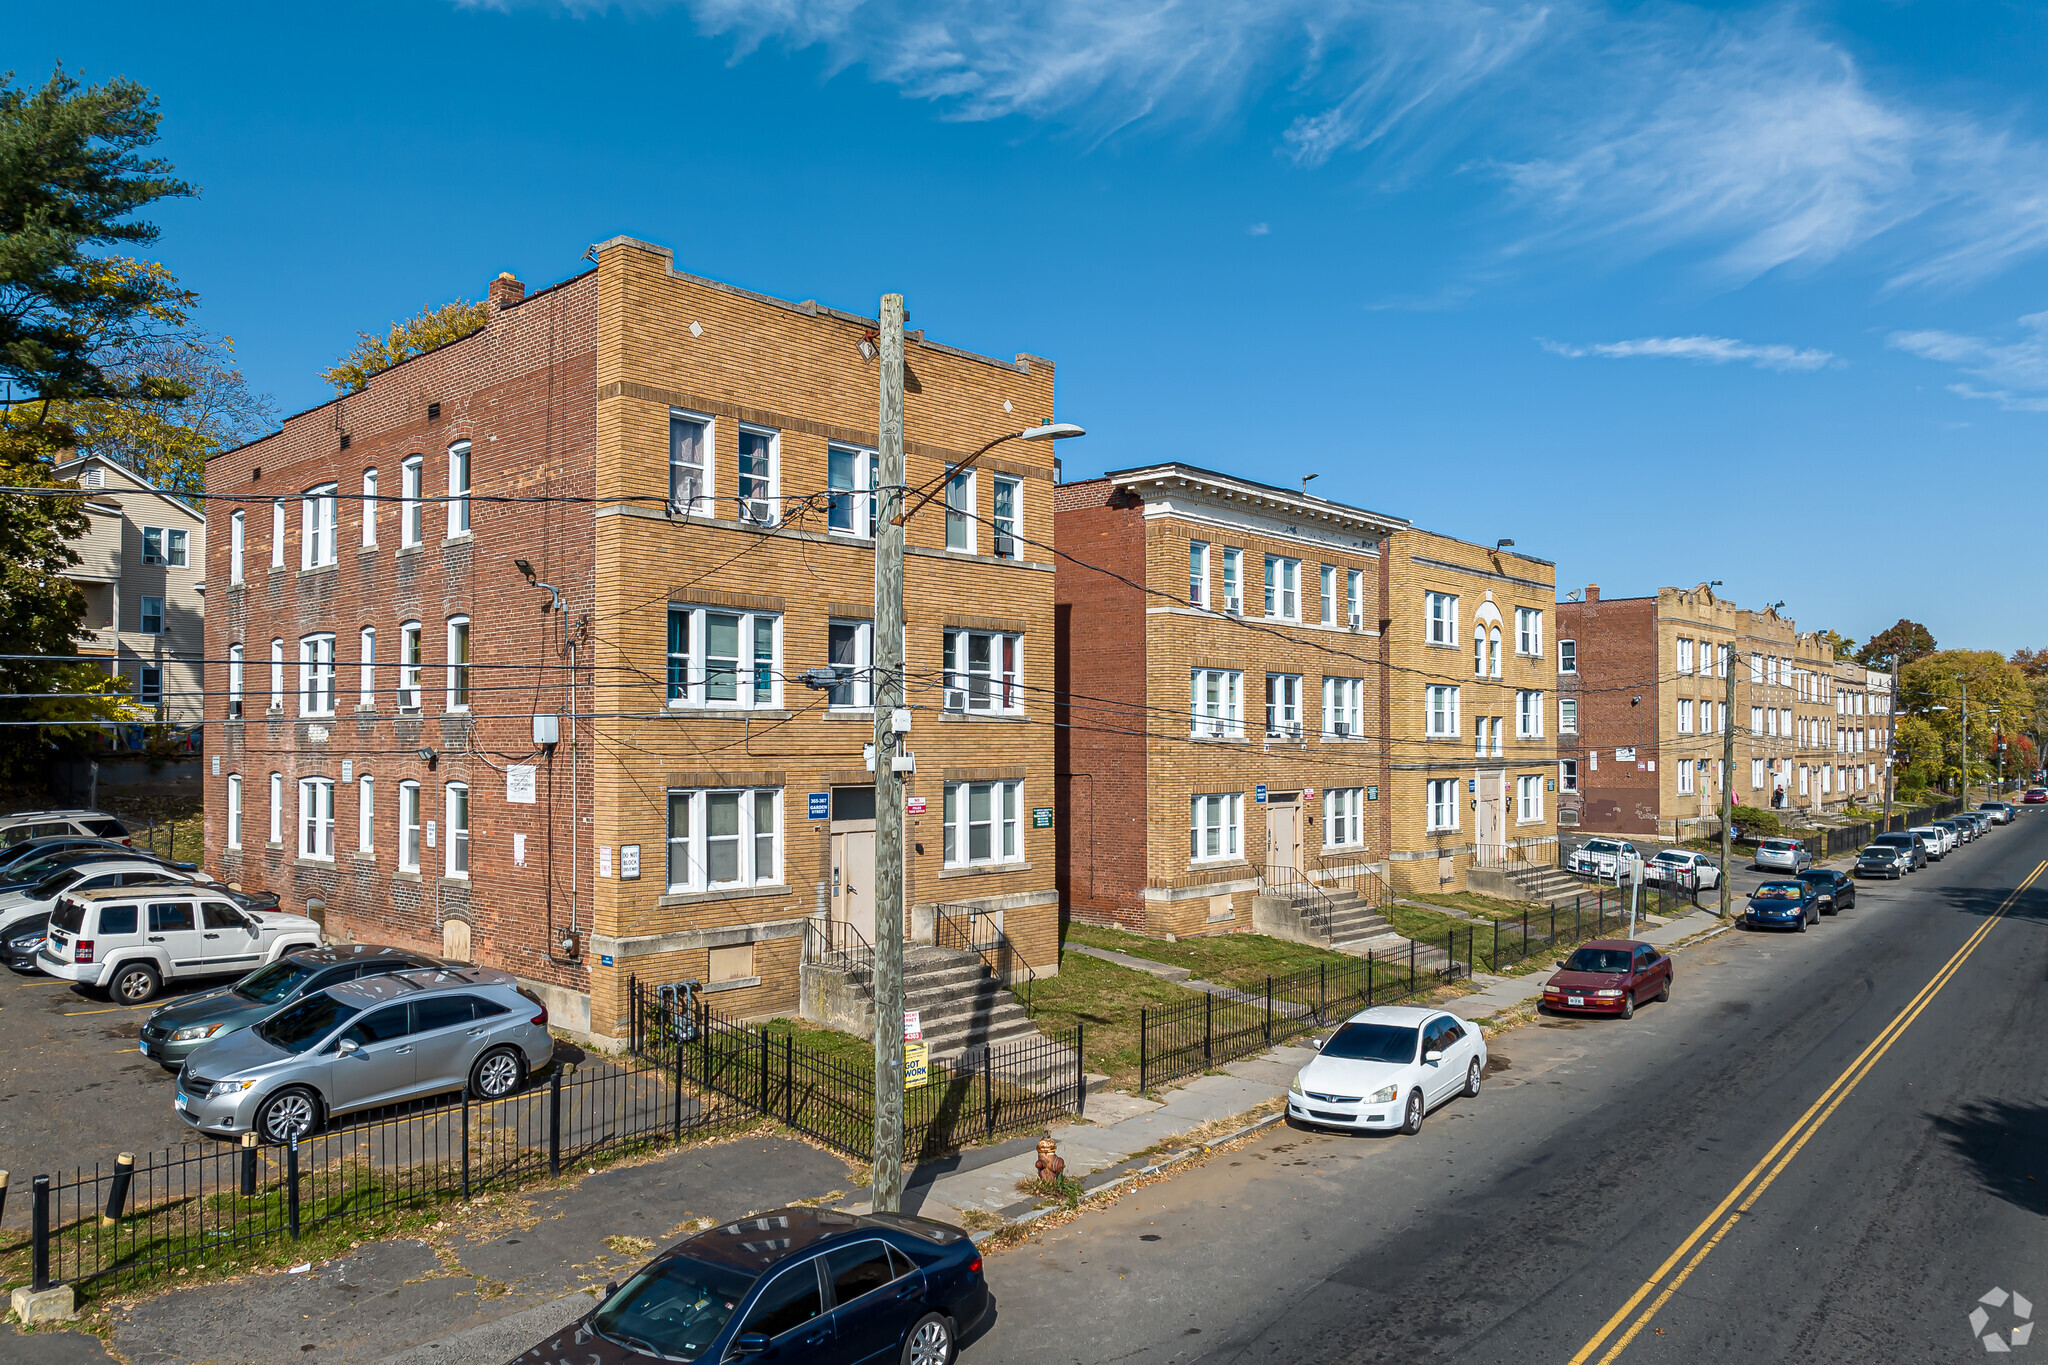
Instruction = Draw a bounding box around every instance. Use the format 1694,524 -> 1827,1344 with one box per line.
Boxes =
62,333 -> 273,492
1898,650 -> 2031,794
321,299 -> 487,394
1855,619 -> 1936,668
2012,648 -> 2048,678
1818,629 -> 1856,661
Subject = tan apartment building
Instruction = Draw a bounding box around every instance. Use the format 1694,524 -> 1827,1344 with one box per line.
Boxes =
56,453 -> 206,727
1831,661 -> 1893,805
1381,531 -> 1559,894
1556,584 -> 1844,838
206,240 -> 1063,1049
1054,465 -> 1405,938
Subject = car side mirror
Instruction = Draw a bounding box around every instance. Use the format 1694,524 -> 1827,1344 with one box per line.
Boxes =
731,1333 -> 771,1355
603,1281 -> 619,1301
1555,960 -> 1566,969
1424,1049 -> 1444,1064
337,1038 -> 361,1056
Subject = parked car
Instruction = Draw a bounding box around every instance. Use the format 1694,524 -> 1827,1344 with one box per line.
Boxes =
218,886 -> 281,914
1908,824 -> 1953,858
1539,940 -> 1672,1019
175,966 -> 553,1141
1753,837 -> 1813,873
509,1207 -> 991,1365
1933,818 -> 1971,845
1869,831 -> 1929,869
37,886 -> 324,1004
1644,849 -> 1722,890
1979,802 -> 2016,825
0,844 -> 198,894
2024,789 -> 2047,804
2,911 -> 50,971
139,945 -> 443,1069
1854,844 -> 1911,880
0,835 -> 134,878
1287,1005 -> 1487,1135
1745,880 -> 1821,931
0,858 -> 207,939
0,810 -> 131,847
1567,839 -> 1644,880
1959,812 -> 1992,838
1797,868 -> 1857,914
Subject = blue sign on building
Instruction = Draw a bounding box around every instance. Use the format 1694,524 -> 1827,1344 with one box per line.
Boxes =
1255,784 -> 1268,804
807,792 -> 831,820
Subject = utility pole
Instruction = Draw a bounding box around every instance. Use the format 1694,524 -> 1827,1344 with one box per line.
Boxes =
870,294 -> 907,1212
1720,644 -> 1736,918
1958,677 -> 1970,809
1883,654 -> 1897,828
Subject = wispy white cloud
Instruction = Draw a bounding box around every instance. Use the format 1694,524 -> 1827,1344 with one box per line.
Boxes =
1890,313 -> 2048,410
1247,222 -> 1271,236
1540,335 -> 1836,372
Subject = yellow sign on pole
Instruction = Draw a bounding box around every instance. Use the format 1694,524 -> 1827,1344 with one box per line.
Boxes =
904,1039 -> 929,1088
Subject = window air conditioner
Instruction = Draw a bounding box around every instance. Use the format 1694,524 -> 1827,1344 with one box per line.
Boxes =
1334,722 -> 1351,739
943,688 -> 966,713
1349,613 -> 1363,631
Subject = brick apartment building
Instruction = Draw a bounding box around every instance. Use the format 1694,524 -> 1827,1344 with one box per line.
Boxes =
1381,530 -> 1558,894
205,239 -> 1063,1046
1831,661 -> 1894,804
1555,584 -> 1846,838
1053,465 -> 1406,936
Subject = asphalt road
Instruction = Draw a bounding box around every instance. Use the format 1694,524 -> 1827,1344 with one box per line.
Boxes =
973,813 -> 2048,1363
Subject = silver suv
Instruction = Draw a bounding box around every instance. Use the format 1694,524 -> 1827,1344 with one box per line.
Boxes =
0,809 -> 131,847
175,966 -> 554,1142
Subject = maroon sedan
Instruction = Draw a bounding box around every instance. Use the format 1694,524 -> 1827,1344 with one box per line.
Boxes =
1539,939 -> 1672,1020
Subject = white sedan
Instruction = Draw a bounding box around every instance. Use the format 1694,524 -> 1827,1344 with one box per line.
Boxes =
1287,1005 -> 1486,1136
1644,849 -> 1722,890
1567,838 -> 1644,880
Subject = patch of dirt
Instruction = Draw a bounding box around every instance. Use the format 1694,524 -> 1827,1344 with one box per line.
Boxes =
604,1235 -> 656,1258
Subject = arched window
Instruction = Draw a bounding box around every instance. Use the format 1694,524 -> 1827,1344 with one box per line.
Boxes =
1488,627 -> 1502,679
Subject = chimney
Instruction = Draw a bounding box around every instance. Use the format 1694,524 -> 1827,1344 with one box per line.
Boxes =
1585,584 -> 1600,602
489,271 -> 525,311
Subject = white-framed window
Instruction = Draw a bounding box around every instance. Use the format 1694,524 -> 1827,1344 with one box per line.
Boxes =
944,466 -> 975,552
399,780 -> 422,871
1676,637 -> 1695,674
1559,759 -> 1579,792
1265,673 -> 1302,739
1264,556 -> 1300,621
271,500 -> 285,568
1189,792 -> 1242,862
227,643 -> 244,719
362,469 -> 378,547
670,410 -> 712,515
1677,762 -> 1694,796
1517,773 -> 1544,822
140,595 -> 164,635
1426,684 -> 1460,738
298,777 -> 334,860
1188,541 -> 1208,607
1559,639 -> 1576,673
298,633 -> 336,717
1517,690 -> 1543,738
944,781 -> 1023,868
991,476 -> 1021,559
1516,606 -> 1543,657
1559,696 -> 1577,733
666,605 -> 780,709
229,509 -> 245,584
1426,778 -> 1459,831
445,783 -> 470,878
269,638 -> 285,711
735,426 -> 776,524
1717,643 -> 1731,677
1324,787 -> 1364,848
1750,705 -> 1764,735
1781,707 -> 1792,737
1426,591 -> 1458,645
1319,565 -> 1337,625
666,787 -> 783,890
827,619 -> 873,709
137,663 -> 161,707
226,774 -> 243,849
1190,668 -> 1244,738
1221,548 -> 1242,614
1677,698 -> 1694,734
1345,569 -> 1363,628
167,528 -> 188,567
1712,701 -> 1725,733
826,444 -> 878,537
446,616 -> 471,711
301,484 -> 337,568
400,456 -> 424,547
446,440 -> 471,537
358,627 -> 375,706
1489,716 -> 1504,758
1488,627 -> 1502,678
268,771 -> 283,844
1323,676 -> 1363,739
397,621 -> 423,710
141,526 -> 166,564
943,628 -> 1021,714
1474,630 -> 1486,679
357,775 -> 374,854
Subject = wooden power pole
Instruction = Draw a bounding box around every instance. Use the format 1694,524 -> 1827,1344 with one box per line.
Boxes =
1720,645 -> 1736,918
870,294 -> 908,1212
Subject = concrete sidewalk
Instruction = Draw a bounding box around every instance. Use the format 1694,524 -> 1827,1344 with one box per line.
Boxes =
1452,906 -> 1729,1020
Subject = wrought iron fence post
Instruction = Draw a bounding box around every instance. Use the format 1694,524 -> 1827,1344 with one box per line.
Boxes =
461,1086 -> 472,1201
673,1025 -> 686,1141
1075,1023 -> 1085,1113
983,1043 -> 995,1138
1203,991 -> 1214,1070
1318,961 -> 1326,1023
240,1132 -> 259,1196
758,1031 -> 770,1116
30,1173 -> 50,1292
548,1067 -> 563,1177
1139,1008 -> 1148,1094
629,974 -> 638,1054
1264,974 -> 1273,1046
1366,950 -> 1374,1007
783,1035 -> 794,1125
101,1151 -> 134,1227
286,1138 -> 301,1239
1492,919 -> 1499,973
1408,937 -> 1416,996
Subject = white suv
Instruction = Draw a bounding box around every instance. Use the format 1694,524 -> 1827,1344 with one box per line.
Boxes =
38,887 -> 323,1004
0,810 -> 132,847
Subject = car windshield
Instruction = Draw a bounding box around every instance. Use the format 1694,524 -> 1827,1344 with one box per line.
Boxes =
1798,871 -> 1834,884
234,960 -> 316,1005
253,994 -> 361,1054
1873,835 -> 1912,847
1563,947 -> 1632,973
1859,847 -> 1894,859
1753,883 -> 1805,900
1321,1022 -> 1420,1064
591,1256 -> 756,1362
1760,840 -> 1796,851
1653,852 -> 1688,864
29,867 -> 87,901
1584,840 -> 1622,854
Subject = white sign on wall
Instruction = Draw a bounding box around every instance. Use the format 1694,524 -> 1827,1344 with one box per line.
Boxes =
341,759 -> 353,783
506,765 -> 536,804
425,820 -> 437,849
599,845 -> 613,878
513,833 -> 527,867
620,844 -> 641,880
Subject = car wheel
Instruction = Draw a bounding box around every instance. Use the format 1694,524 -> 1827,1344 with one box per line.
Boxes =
1657,975 -> 1671,1003
1464,1060 -> 1482,1098
258,1086 -> 320,1144
470,1046 -> 525,1100
902,1312 -> 955,1365
111,961 -> 160,1004
1795,910 -> 1807,932
1400,1089 -> 1425,1136
1621,995 -> 1635,1020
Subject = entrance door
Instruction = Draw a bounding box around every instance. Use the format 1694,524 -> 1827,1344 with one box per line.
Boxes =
1266,801 -> 1302,874
1476,771 -> 1503,850
831,827 -> 877,944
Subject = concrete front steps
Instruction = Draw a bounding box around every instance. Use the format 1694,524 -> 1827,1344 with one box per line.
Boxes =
807,945 -> 1076,1083
1257,887 -> 1456,975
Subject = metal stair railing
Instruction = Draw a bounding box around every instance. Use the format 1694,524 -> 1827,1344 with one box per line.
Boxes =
933,903 -> 1038,1009
1311,854 -> 1386,911
1260,863 -> 1338,939
803,916 -> 877,1001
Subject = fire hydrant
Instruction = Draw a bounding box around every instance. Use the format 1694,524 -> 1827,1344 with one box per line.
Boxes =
1035,1137 -> 1065,1182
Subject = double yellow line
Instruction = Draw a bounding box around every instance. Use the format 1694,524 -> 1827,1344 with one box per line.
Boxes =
1568,858 -> 2048,1365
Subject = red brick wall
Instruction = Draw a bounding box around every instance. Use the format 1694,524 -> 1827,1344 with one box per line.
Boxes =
1053,478 -> 1149,929
203,271 -> 599,1003
1557,593 -> 1661,835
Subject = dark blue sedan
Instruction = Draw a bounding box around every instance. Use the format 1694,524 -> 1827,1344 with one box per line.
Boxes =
1744,879 -> 1821,932
511,1207 -> 989,1364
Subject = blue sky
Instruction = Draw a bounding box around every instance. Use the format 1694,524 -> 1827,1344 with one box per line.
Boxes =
18,0 -> 2047,652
